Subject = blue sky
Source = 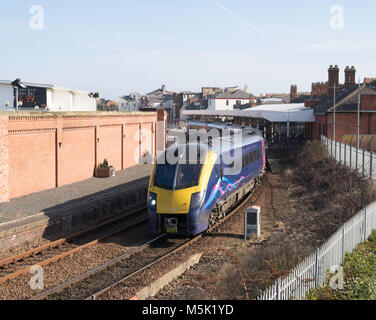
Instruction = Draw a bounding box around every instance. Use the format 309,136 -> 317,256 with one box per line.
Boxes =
1,0 -> 376,99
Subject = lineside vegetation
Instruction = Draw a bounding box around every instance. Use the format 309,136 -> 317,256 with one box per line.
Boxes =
188,140 -> 376,300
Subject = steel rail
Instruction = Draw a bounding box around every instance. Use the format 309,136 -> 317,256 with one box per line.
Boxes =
30,177 -> 263,301
88,180 -> 262,300
0,203 -> 147,285
29,235 -> 166,300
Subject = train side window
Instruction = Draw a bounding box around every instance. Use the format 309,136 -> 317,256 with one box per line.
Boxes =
214,165 -> 219,178
257,150 -> 260,160
249,152 -> 253,163
253,151 -> 257,162
243,153 -> 248,168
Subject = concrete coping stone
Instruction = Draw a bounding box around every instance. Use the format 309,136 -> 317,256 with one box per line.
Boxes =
131,253 -> 203,300
0,212 -> 46,229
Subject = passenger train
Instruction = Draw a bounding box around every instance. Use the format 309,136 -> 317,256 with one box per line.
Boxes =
148,126 -> 266,235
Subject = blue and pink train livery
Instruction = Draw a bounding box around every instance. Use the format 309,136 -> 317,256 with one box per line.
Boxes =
148,133 -> 265,235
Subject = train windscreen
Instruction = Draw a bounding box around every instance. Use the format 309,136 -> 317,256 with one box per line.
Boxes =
153,163 -> 176,190
153,146 -> 205,190
153,162 -> 203,190
175,163 -> 202,189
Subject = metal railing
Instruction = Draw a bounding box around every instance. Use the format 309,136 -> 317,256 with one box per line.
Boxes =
257,137 -> 376,300
321,135 -> 376,180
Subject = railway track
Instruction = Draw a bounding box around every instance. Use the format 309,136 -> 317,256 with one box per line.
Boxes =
0,203 -> 148,286
30,177 -> 264,300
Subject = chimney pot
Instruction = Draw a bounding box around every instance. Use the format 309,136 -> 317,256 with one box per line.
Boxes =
328,65 -> 339,98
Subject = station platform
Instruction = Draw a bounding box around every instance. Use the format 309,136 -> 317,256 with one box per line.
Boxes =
0,164 -> 153,250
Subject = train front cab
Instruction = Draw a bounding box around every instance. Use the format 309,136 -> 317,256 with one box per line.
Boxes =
148,147 -> 217,235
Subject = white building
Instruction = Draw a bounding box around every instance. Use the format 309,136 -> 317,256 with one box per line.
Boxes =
208,89 -> 250,111
0,80 -> 97,112
0,81 -> 14,110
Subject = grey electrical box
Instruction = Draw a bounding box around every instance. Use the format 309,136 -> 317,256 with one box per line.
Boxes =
245,206 -> 261,240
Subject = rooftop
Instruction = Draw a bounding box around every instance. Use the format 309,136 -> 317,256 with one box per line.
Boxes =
211,89 -> 250,100
0,79 -> 94,95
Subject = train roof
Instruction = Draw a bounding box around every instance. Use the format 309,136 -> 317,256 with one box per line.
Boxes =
160,133 -> 263,164
187,121 -> 209,127
187,121 -> 262,137
210,134 -> 263,154
207,122 -> 228,130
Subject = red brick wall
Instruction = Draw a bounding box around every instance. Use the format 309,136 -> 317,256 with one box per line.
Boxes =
313,112 -> 376,141
0,116 -> 9,203
8,128 -> 56,198
0,112 -> 166,202
313,114 -> 327,139
123,124 -> 141,167
60,127 -> 96,186
98,125 -> 123,171
361,95 -> 376,111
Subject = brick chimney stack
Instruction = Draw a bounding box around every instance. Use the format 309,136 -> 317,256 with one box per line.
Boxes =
328,65 -> 339,99
290,84 -> 297,102
345,66 -> 356,88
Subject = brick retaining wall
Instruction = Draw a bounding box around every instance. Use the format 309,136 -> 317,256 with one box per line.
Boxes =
0,111 -> 166,202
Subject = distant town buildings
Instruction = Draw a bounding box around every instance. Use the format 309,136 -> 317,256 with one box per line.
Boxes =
119,84 -> 255,126
119,92 -> 142,112
4,64 -> 376,145
97,99 -> 119,111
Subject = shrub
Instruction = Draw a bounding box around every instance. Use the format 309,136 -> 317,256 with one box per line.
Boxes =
307,230 -> 376,300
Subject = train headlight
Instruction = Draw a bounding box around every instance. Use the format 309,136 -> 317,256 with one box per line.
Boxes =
190,191 -> 205,211
148,192 -> 157,211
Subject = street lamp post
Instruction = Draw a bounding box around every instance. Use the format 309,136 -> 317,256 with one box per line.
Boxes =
11,78 -> 27,111
15,87 -> 19,111
333,85 -> 336,140
356,80 -> 361,170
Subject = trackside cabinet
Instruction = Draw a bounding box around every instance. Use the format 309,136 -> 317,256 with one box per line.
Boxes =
244,206 -> 261,240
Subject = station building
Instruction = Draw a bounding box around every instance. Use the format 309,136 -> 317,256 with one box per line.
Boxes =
182,103 -> 315,138
291,65 -> 376,142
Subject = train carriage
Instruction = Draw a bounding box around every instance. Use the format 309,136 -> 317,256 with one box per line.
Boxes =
148,130 -> 265,235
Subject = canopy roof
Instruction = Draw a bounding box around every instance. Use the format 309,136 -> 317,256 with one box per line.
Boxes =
183,103 -> 315,123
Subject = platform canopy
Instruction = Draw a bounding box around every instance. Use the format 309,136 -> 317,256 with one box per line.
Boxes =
183,103 -> 315,123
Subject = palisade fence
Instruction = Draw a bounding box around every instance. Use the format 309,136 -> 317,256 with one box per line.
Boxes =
321,135 -> 376,180
257,136 -> 376,300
